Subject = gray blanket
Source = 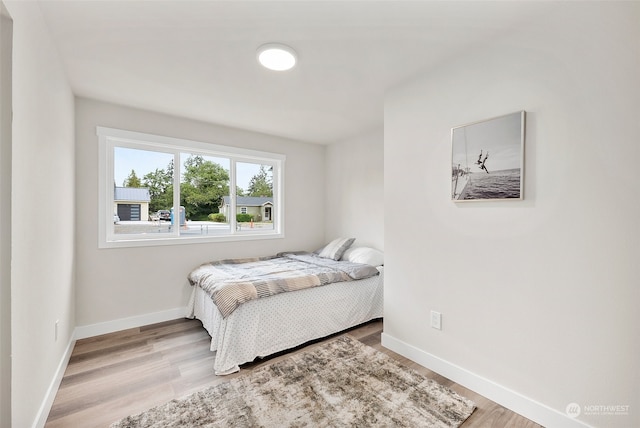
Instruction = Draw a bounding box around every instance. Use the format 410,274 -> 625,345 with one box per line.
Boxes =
188,252 -> 379,318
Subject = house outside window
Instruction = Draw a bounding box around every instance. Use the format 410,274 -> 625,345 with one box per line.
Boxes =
98,127 -> 284,248
114,187 -> 151,221
219,196 -> 274,229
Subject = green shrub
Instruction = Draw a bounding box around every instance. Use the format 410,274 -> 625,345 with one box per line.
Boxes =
236,213 -> 252,223
208,213 -> 226,222
190,214 -> 211,221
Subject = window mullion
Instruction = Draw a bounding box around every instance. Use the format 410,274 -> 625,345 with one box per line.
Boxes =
172,151 -> 181,237
230,159 -> 237,234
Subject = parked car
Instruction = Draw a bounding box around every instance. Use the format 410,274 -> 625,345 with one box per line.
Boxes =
157,210 -> 171,221
113,213 -> 120,224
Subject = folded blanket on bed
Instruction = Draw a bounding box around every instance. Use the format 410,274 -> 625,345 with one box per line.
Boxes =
188,252 -> 379,318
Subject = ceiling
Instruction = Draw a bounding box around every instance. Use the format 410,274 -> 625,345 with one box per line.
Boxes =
38,1 -> 552,145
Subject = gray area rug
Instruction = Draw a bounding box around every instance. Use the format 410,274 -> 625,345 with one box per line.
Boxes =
111,336 -> 475,427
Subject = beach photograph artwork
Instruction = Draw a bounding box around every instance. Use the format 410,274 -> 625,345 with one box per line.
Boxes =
451,111 -> 525,201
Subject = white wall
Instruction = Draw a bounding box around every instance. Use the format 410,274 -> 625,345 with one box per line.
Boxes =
325,128 -> 384,250
383,3 -> 639,428
75,98 -> 326,327
0,3 -> 13,426
4,1 -> 76,427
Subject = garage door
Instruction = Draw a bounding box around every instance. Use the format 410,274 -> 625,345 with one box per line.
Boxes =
117,204 -> 141,221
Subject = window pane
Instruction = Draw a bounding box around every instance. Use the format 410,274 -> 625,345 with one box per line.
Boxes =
114,147 -> 174,235
235,162 -> 274,232
179,153 -> 231,236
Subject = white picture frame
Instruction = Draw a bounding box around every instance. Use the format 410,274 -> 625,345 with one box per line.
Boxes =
451,111 -> 525,201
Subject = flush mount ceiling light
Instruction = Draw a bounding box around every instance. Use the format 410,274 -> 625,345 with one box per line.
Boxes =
257,43 -> 297,71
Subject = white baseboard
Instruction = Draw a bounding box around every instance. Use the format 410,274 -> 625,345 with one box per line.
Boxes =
33,333 -> 76,428
74,306 -> 189,340
381,332 -> 593,428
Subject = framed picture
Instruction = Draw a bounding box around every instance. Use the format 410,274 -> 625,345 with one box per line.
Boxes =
451,111 -> 525,201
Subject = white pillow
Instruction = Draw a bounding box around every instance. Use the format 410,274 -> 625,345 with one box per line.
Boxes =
341,246 -> 384,267
317,237 -> 355,261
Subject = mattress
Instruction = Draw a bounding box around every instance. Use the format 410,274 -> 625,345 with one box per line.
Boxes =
188,266 -> 383,375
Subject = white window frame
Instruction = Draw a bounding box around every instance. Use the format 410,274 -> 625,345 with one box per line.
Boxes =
98,126 -> 285,248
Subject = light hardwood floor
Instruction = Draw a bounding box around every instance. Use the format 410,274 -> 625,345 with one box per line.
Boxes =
45,318 -> 543,427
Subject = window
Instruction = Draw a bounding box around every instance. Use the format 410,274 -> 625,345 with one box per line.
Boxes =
98,127 -> 284,248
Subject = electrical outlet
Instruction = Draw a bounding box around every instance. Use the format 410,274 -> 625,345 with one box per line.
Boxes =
55,320 -> 59,341
430,311 -> 442,330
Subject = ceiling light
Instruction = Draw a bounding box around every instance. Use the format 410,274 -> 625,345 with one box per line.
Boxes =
257,43 -> 297,71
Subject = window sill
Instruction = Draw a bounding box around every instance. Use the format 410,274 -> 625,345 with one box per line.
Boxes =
99,231 -> 284,249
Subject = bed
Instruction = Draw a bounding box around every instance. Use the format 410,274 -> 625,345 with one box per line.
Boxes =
186,238 -> 384,375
